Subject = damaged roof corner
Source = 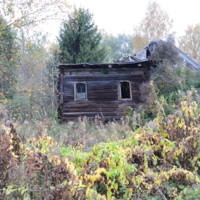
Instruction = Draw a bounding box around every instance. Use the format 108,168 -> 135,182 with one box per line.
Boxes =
118,39 -> 200,70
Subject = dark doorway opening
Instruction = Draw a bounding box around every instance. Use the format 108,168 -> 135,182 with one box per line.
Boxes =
120,81 -> 131,99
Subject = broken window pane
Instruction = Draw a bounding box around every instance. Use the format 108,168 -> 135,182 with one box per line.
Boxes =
120,81 -> 131,99
77,83 -> 85,93
76,83 -> 86,101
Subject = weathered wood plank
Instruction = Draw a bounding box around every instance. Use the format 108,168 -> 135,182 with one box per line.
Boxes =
63,70 -> 146,75
88,93 -> 117,98
61,113 -> 127,118
57,61 -> 155,120
60,116 -> 122,121
87,81 -> 118,89
63,75 -> 143,82
63,96 -> 74,101
131,83 -> 140,88
62,101 -> 138,108
62,107 -> 118,112
62,111 -> 119,115
88,90 -> 118,95
60,74 -> 64,104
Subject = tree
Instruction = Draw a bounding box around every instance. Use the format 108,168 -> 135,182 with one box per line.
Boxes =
0,16 -> 17,101
6,31 -> 54,120
0,0 -> 70,108
179,23 -> 200,60
58,7 -> 107,63
0,0 -> 70,30
100,32 -> 134,62
132,1 -> 173,52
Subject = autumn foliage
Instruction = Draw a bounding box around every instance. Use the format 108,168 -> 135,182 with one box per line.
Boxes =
0,1 -> 200,200
1,93 -> 200,199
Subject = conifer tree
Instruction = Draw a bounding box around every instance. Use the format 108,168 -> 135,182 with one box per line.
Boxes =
0,16 -> 17,101
58,7 -> 106,63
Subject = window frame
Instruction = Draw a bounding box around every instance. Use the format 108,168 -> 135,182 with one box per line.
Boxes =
74,82 -> 87,101
118,81 -> 132,100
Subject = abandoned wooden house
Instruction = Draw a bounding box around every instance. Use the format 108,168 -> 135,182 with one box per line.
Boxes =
57,39 -> 200,121
57,60 -> 157,121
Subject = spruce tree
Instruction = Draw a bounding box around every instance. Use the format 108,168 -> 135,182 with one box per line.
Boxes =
0,16 -> 17,100
58,7 -> 107,63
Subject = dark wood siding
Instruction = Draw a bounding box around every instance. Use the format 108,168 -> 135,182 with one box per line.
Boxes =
58,74 -> 144,120
63,74 -> 143,82
63,82 -> 74,102
57,61 -> 155,121
60,101 -> 138,120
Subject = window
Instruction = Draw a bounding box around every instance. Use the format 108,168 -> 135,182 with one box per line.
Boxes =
119,81 -> 132,100
75,83 -> 87,101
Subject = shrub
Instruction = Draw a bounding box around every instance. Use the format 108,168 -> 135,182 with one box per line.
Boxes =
1,97 -> 199,200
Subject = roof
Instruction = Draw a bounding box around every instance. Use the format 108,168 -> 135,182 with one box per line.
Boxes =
177,48 -> 200,70
58,59 -> 156,69
121,39 -> 200,70
58,39 -> 200,70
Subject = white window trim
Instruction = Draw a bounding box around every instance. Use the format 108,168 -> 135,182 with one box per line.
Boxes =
74,82 -> 87,101
118,81 -> 132,100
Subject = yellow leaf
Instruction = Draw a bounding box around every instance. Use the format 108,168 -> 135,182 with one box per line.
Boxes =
11,152 -> 19,158
178,123 -> 183,128
155,179 -> 162,186
68,163 -> 75,171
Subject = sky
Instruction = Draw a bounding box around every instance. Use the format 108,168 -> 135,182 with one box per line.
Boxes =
46,0 -> 200,41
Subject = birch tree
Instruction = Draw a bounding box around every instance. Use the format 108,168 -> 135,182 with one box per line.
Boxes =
179,23 -> 200,60
0,0 -> 70,119
7,32 -> 53,120
0,0 -> 70,29
132,1 -> 173,52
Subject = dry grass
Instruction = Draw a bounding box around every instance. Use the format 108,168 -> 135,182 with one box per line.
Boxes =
15,116 -> 141,152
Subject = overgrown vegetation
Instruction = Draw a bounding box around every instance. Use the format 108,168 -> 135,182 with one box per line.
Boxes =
138,37 -> 200,121
0,1 -> 200,199
0,89 -> 200,199
0,16 -> 17,101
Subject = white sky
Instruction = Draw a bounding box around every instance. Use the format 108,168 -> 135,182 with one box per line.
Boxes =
46,0 -> 200,42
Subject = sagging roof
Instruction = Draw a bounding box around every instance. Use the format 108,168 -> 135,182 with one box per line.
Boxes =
58,39 -> 200,70
121,39 -> 200,70
177,48 -> 200,70
58,59 -> 156,69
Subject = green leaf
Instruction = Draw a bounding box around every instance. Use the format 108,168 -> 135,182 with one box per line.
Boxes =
178,185 -> 185,190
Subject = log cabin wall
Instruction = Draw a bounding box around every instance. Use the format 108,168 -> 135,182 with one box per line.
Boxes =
57,60 -> 155,121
